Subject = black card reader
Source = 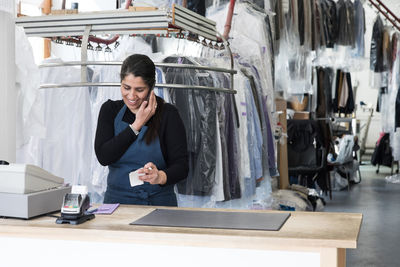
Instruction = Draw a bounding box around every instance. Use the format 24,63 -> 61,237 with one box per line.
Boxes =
56,193 -> 94,225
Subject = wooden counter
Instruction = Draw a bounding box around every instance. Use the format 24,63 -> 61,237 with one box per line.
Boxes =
0,206 -> 362,267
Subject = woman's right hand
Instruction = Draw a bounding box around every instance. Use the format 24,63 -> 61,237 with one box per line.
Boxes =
131,91 -> 157,131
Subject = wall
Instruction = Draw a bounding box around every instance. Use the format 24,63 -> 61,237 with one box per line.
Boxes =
0,1 -> 16,162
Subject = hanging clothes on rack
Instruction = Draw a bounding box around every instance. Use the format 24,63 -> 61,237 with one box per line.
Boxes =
336,0 -> 355,47
333,69 -> 355,115
163,56 -> 218,197
352,0 -> 365,57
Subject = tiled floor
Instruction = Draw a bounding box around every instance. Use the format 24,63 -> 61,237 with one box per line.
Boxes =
324,164 -> 400,267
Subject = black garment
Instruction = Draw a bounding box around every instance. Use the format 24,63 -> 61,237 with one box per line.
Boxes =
316,67 -> 334,117
298,0 -> 305,46
163,56 -> 217,196
376,87 -> 388,113
94,98 -> 189,186
336,0 -> 355,47
287,120 -> 329,193
333,70 -> 355,115
371,133 -> 393,167
370,16 -> 385,72
320,0 -> 338,48
187,0 -> 205,16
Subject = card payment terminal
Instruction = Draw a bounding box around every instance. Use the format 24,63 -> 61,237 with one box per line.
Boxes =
56,193 -> 94,225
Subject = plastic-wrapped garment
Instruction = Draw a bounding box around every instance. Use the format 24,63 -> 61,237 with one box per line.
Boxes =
89,65 -> 122,202
316,67 -> 334,118
243,79 -> 263,184
38,58 -> 92,186
240,63 -> 276,177
211,111 -> 224,202
352,0 -> 365,57
380,87 -> 393,133
214,73 -> 241,201
382,27 -> 392,72
320,0 -> 338,49
272,0 -> 284,52
207,2 -> 275,102
370,16 -> 385,72
389,33 -> 399,72
336,0 -> 355,47
391,131 -> 400,161
396,86 -> 400,129
333,70 -> 354,115
163,56 -> 217,196
233,72 -> 253,196
333,135 -> 354,164
15,26 -> 45,164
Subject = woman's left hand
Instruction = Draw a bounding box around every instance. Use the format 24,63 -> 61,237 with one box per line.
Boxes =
138,162 -> 167,185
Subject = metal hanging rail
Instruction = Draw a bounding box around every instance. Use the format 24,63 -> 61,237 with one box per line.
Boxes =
39,82 -> 236,94
368,0 -> 400,31
38,61 -> 237,74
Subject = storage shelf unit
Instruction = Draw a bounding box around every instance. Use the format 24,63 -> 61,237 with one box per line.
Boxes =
15,5 -> 221,42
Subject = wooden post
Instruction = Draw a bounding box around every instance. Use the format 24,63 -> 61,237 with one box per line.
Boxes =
275,98 -> 289,189
42,0 -> 51,58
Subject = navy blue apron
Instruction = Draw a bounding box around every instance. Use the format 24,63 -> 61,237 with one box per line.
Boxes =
103,105 -> 177,206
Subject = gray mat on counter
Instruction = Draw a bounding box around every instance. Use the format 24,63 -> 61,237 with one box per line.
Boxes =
130,209 -> 290,231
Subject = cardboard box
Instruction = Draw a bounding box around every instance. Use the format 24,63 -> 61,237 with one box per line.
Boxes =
293,111 -> 310,120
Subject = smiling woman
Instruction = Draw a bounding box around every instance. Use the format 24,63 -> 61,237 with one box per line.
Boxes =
94,54 -> 189,206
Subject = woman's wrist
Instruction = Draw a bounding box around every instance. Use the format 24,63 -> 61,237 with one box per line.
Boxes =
131,121 -> 142,132
158,170 -> 167,185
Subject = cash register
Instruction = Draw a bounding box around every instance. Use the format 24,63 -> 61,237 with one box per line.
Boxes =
0,162 -> 71,218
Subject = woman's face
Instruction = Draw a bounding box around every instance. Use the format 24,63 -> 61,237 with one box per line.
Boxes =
121,74 -> 150,114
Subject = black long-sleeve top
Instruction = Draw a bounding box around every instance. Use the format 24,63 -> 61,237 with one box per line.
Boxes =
94,98 -> 189,186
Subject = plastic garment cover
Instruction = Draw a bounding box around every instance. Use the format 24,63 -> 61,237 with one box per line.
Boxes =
370,16 -> 385,72
15,26 -> 45,158
332,135 -> 354,164
332,70 -> 354,115
386,33 -> 400,156
315,67 -> 334,118
163,56 -> 217,196
352,0 -> 365,57
211,71 -> 241,201
391,131 -> 400,161
39,58 -> 93,185
336,0 -> 355,47
233,72 -> 252,193
239,63 -> 276,177
320,0 -> 338,49
207,2 -> 275,105
274,4 -> 313,96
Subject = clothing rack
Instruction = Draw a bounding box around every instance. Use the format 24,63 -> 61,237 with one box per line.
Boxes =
15,4 -> 237,94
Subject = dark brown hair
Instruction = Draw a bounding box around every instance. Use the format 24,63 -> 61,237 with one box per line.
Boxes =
120,54 -> 163,144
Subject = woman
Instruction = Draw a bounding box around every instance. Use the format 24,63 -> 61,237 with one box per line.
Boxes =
95,54 -> 188,206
